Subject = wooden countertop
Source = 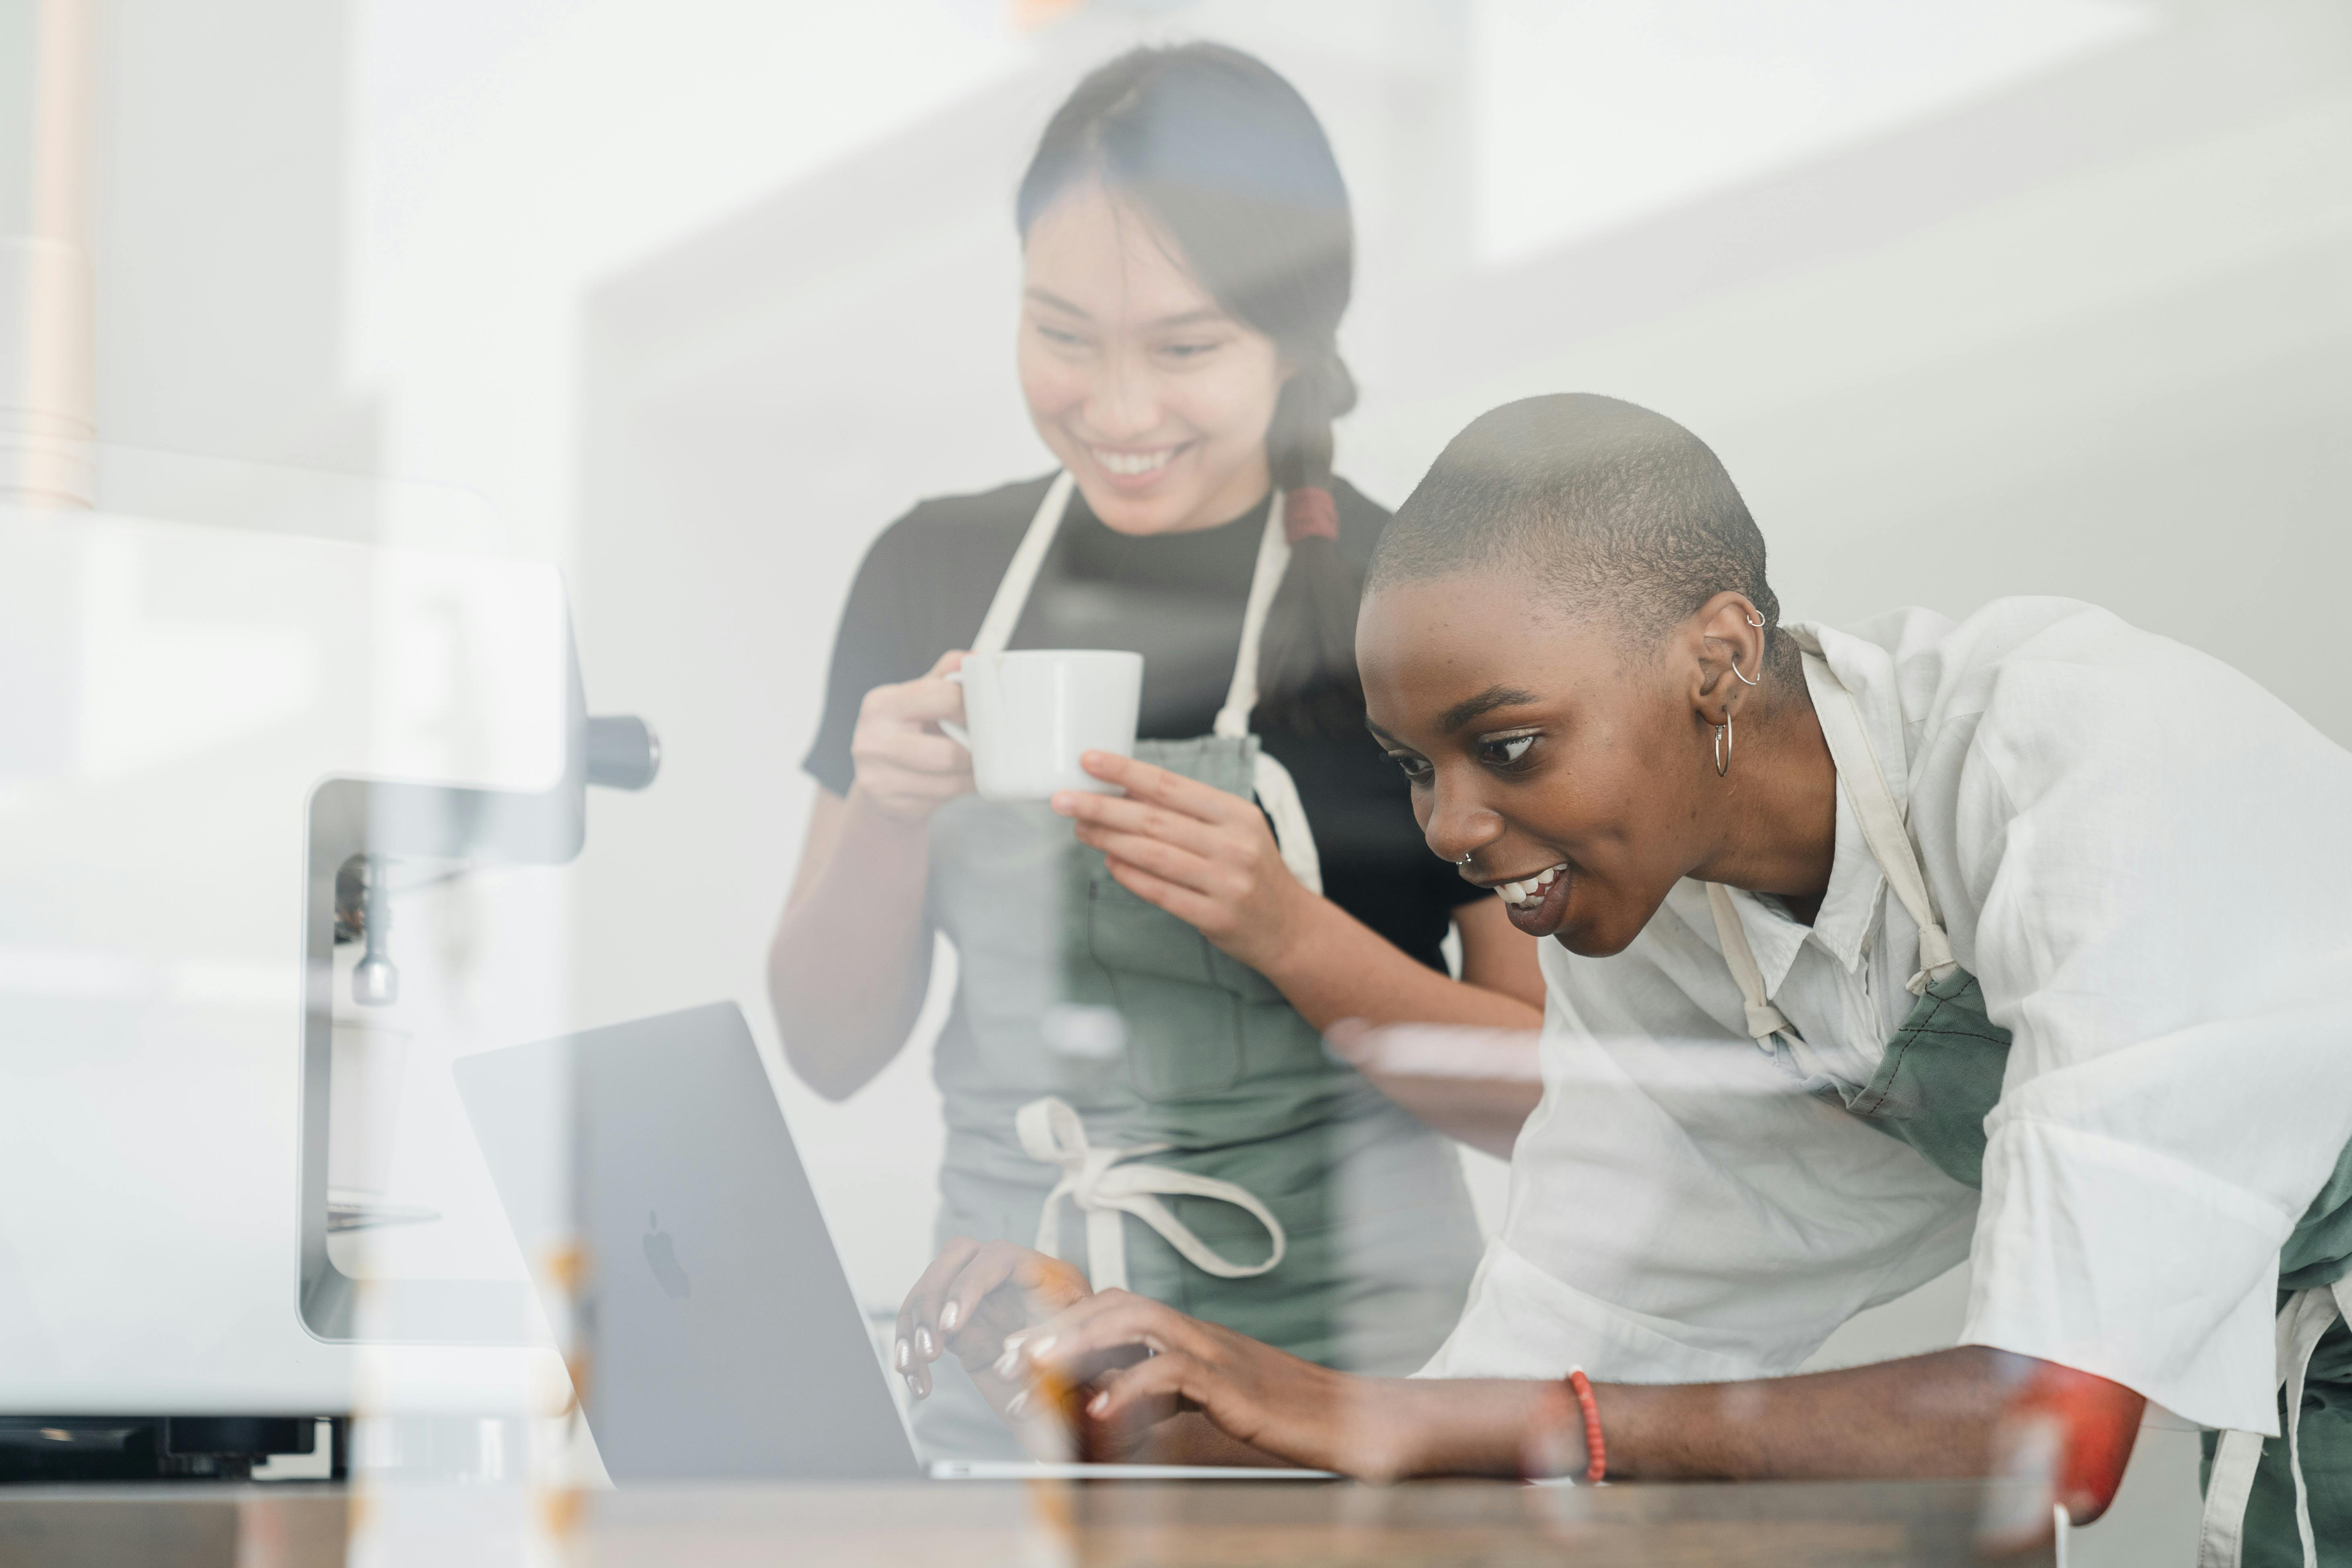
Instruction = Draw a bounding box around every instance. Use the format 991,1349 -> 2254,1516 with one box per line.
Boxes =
0,1477 -> 2060,1568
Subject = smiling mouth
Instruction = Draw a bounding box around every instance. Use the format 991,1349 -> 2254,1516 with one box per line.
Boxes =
1482,860 -> 1573,938
1490,863 -> 1566,908
1088,443 -> 1183,477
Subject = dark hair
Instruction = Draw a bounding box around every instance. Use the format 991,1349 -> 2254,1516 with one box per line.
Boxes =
1369,394 -> 1794,677
1018,43 -> 1364,734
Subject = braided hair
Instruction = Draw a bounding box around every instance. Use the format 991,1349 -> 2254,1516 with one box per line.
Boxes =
1017,43 -> 1365,735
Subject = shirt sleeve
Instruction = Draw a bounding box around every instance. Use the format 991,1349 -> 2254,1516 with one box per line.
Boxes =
800,509 -> 929,798
1937,607 -> 2352,1432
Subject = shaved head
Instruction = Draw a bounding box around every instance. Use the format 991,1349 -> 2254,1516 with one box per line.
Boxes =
1368,394 -> 1789,671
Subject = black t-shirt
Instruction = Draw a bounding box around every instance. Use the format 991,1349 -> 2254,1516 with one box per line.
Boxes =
802,473 -> 1483,972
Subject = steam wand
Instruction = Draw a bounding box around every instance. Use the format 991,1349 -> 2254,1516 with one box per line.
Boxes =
351,859 -> 397,1008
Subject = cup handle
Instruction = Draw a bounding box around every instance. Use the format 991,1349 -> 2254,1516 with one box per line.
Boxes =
938,669 -> 970,749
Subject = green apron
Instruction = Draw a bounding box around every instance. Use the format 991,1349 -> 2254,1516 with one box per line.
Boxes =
917,475 -> 1480,1459
1706,641 -> 2352,1568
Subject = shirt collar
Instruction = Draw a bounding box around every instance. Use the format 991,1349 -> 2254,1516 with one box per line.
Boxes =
1807,772 -> 1884,970
1713,776 -> 1882,995
1790,621 -> 1905,972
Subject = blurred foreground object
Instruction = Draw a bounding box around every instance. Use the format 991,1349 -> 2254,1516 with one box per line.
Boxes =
0,466 -> 655,1476
0,1475 -> 2065,1566
1323,1021 -> 1543,1158
0,0 -> 95,507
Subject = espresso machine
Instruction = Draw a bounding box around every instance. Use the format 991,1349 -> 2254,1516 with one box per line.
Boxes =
0,495 -> 657,1479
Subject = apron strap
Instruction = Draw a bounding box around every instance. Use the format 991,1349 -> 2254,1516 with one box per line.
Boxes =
1705,882 -> 1793,1045
1253,750 -> 1323,897
1210,491 -> 1323,895
1703,882 -> 1844,1083
969,471 -> 1076,656
1797,648 -> 1958,996
1212,491 -> 1292,740
1015,1096 -> 1287,1293
2196,1282 -> 2348,1568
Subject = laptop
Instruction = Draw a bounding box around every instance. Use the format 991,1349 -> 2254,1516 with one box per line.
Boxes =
455,1002 -> 1326,1483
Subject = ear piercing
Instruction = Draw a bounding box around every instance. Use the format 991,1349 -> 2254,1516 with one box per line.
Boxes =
1717,609 -> 1764,772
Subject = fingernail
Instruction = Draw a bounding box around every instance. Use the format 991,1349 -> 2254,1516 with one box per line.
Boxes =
994,1344 -> 1023,1379
917,1327 -> 934,1357
1006,1391 -> 1028,1418
940,1300 -> 960,1332
1025,1333 -> 1057,1362
895,1339 -> 910,1370
1088,1391 -> 1109,1417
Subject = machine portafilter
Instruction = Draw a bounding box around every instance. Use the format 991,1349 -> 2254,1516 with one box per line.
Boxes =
329,715 -> 661,1009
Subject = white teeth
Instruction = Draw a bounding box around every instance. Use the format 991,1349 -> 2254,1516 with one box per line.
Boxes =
1495,865 -> 1567,909
1094,447 -> 1174,476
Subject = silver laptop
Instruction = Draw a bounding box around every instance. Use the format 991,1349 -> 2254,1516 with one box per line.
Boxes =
455,1002 -> 922,1482
457,1002 -> 1328,1483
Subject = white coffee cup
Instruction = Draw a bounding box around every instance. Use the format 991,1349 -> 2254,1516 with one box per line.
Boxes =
941,650 -> 1143,802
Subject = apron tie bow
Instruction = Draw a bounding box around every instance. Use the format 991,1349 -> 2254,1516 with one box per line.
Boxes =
1014,1096 -> 1286,1294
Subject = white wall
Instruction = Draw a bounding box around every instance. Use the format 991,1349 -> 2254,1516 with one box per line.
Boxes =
80,0 -> 2352,1556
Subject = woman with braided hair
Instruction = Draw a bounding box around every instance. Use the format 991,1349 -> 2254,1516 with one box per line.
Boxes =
770,43 -> 1545,1461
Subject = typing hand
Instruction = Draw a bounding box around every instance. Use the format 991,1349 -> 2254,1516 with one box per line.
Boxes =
1005,1288 -> 1411,1476
895,1239 -> 1089,1408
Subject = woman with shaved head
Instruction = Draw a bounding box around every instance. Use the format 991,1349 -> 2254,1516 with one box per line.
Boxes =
924,393 -> 2352,1564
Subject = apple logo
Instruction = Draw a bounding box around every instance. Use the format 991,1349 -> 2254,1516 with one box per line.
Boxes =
642,1210 -> 691,1300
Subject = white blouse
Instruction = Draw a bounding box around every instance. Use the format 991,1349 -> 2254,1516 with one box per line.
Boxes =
1421,598 -> 2352,1434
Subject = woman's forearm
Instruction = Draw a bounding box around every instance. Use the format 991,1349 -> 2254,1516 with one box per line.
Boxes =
1392,1346 -> 2137,1523
1378,1354 -> 2002,1484
1258,893 -> 1543,1034
1596,1348 -> 2007,1482
768,786 -> 939,1100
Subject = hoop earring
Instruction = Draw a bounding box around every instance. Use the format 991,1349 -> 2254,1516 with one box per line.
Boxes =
1745,609 -> 1766,629
1714,718 -> 1732,777
1730,652 -> 1760,687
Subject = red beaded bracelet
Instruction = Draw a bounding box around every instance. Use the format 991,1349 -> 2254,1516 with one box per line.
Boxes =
1566,1366 -> 1606,1484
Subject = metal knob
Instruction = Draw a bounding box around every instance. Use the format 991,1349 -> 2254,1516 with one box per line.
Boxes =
585,715 -> 661,790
